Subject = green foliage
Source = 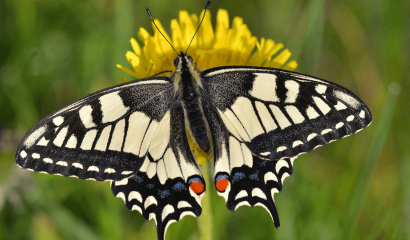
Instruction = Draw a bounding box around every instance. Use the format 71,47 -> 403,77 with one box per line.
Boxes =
0,0 -> 409,239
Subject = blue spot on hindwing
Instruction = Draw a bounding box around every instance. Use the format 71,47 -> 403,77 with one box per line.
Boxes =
146,183 -> 155,189
159,189 -> 170,198
172,182 -> 186,191
134,174 -> 143,183
250,172 -> 259,180
232,172 -> 245,182
215,174 -> 229,182
188,177 -> 203,185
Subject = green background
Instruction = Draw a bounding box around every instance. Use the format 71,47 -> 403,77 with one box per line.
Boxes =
0,0 -> 409,239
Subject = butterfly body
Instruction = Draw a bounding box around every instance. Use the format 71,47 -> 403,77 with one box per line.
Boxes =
176,53 -> 212,154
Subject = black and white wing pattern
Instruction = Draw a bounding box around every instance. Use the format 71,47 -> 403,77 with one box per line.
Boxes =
200,100 -> 294,227
213,147 -> 295,228
202,66 -> 372,161
15,61 -> 373,238
15,78 -> 207,239
200,66 -> 372,227
15,77 -> 175,181
111,104 -> 206,240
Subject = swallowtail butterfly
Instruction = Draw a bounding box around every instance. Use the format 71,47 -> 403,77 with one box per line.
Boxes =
15,1 -> 372,239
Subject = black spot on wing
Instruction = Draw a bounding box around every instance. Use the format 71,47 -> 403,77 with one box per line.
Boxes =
90,99 -> 103,126
292,83 -> 315,111
201,71 -> 255,111
275,75 -> 287,102
118,84 -> 174,121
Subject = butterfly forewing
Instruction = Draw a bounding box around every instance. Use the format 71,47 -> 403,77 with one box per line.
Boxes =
201,66 -> 372,161
15,78 -> 175,181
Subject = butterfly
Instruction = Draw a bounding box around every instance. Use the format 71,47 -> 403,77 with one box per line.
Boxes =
15,2 -> 372,240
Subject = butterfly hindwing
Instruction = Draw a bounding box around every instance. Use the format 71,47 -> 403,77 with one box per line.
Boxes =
224,156 -> 295,229
111,104 -> 206,240
213,136 -> 295,228
204,104 -> 294,227
202,66 -> 372,161
15,78 -> 175,181
201,98 -> 280,226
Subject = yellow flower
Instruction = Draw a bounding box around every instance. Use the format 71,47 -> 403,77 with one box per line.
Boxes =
117,9 -> 298,81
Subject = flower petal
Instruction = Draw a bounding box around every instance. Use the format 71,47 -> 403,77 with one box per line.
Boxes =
197,10 -> 214,49
282,60 -> 298,71
179,10 -> 197,48
171,19 -> 185,51
130,38 -> 141,56
116,64 -> 139,79
126,51 -> 140,67
215,9 -> 229,43
153,20 -> 172,53
267,43 -> 284,61
138,27 -> 151,43
269,49 -> 292,68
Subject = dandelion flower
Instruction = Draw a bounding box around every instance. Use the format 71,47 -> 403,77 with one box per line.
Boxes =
117,9 -> 298,81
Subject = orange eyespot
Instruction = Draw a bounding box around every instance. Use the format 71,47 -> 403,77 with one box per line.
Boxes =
189,181 -> 205,194
216,178 -> 229,192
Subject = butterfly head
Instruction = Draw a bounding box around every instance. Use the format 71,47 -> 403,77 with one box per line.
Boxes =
146,0 -> 211,71
174,52 -> 194,71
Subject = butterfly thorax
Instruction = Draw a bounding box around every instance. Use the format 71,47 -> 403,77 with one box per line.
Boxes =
174,53 -> 212,160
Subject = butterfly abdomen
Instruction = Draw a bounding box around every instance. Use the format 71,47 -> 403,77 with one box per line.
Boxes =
185,100 -> 210,153
180,61 -> 211,154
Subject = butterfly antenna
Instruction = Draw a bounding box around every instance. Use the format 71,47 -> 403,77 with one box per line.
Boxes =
185,0 -> 211,55
146,7 -> 179,55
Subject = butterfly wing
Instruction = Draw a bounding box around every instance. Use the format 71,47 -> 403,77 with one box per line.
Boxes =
111,103 -> 206,240
16,78 -> 207,239
214,139 -> 295,229
15,78 -> 176,181
200,66 -> 372,227
201,66 -> 372,161
200,100 -> 293,227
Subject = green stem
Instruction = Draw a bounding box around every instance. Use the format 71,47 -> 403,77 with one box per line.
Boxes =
197,160 -> 213,240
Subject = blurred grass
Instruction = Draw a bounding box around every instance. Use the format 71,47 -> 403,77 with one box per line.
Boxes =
1,0 -> 409,239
